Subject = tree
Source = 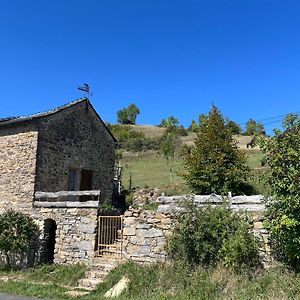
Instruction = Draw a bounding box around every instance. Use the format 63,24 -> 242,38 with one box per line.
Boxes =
159,116 -> 179,128
181,105 -> 250,195
244,118 -> 265,135
259,113 -> 300,267
188,120 -> 198,132
226,120 -> 242,135
117,103 -> 140,124
0,211 -> 38,267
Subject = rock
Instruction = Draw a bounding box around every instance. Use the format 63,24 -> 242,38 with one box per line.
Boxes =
104,276 -> 130,298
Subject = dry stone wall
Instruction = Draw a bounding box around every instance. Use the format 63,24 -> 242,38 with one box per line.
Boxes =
122,208 -> 172,263
122,194 -> 271,265
0,127 -> 38,214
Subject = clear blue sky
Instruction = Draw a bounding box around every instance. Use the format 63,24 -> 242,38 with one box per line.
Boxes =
0,0 -> 299,132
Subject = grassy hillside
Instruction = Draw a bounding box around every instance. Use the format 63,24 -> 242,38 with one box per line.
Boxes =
119,124 -> 265,193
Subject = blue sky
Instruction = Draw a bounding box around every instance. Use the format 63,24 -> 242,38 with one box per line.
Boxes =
0,0 -> 299,132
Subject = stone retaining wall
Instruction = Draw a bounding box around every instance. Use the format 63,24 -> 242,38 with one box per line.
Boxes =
122,208 -> 172,263
122,194 -> 270,265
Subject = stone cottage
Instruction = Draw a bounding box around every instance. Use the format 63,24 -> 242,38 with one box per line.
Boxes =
0,98 -> 117,265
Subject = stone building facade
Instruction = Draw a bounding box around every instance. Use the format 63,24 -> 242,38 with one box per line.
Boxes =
0,98 -> 116,265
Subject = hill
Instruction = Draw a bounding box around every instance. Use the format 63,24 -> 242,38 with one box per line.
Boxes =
119,124 -> 265,193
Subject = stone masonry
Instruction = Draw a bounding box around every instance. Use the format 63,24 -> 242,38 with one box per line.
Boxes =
122,194 -> 271,265
122,208 -> 172,263
0,128 -> 38,214
33,206 -> 98,265
0,98 -> 117,266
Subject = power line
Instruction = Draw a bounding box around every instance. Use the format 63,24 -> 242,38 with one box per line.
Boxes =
238,112 -> 300,127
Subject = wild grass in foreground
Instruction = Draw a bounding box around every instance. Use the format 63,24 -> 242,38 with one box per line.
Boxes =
0,263 -> 86,286
87,261 -> 300,300
1,262 -> 300,299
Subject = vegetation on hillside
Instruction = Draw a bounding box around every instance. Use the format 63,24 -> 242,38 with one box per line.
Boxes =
117,103 -> 140,125
181,106 -> 251,195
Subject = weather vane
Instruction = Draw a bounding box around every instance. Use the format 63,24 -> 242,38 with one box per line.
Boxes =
78,83 -> 93,97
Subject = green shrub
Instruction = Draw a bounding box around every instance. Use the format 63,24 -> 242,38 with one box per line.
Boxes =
259,113 -> 300,268
108,124 -> 160,152
168,203 -> 260,271
0,210 -> 38,267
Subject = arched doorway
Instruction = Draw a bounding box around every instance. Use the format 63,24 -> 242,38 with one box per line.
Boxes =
41,219 -> 57,264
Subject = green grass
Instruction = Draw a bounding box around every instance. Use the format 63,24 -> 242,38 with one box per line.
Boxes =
246,151 -> 266,169
121,152 -> 185,190
121,150 -> 269,195
0,263 -> 86,287
1,262 -> 300,299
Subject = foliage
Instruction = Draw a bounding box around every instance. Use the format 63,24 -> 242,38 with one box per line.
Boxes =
168,204 -> 260,270
243,118 -> 265,135
117,103 -> 140,125
159,115 -> 179,128
108,124 -> 160,152
188,119 -> 198,132
181,105 -> 250,195
259,113 -> 300,267
226,120 -> 242,135
160,132 -> 177,159
0,210 -> 38,267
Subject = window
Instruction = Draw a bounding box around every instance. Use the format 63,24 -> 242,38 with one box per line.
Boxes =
68,169 -> 77,191
80,169 -> 93,190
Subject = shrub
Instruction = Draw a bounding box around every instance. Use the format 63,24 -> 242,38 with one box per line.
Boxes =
108,124 -> 160,152
259,113 -> 300,267
168,203 -> 260,271
0,210 -> 38,267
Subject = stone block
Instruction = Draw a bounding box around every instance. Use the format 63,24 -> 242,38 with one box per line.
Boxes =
123,226 -> 136,236
79,240 -> 94,251
123,217 -> 137,225
78,223 -> 95,234
144,228 -> 163,238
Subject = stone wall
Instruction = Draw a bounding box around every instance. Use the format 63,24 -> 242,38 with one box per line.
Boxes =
35,101 -> 116,202
122,194 -> 271,265
122,208 -> 172,263
0,127 -> 38,214
33,205 -> 98,265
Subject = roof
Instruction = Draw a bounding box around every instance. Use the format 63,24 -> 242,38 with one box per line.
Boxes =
0,97 -> 117,142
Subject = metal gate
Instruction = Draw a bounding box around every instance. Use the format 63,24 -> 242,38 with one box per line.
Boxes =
97,216 -> 123,259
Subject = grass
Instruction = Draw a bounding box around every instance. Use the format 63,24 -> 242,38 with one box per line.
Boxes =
88,262 -> 300,300
0,264 -> 87,299
0,263 -> 86,286
1,262 -> 300,299
121,152 -> 185,190
120,126 -> 266,193
121,149 -> 268,195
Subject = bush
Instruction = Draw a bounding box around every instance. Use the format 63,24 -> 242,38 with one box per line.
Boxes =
259,113 -> 300,268
0,210 -> 38,267
168,203 -> 260,271
108,124 -> 160,152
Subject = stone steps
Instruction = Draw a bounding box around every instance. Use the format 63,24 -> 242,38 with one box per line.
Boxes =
77,257 -> 121,290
